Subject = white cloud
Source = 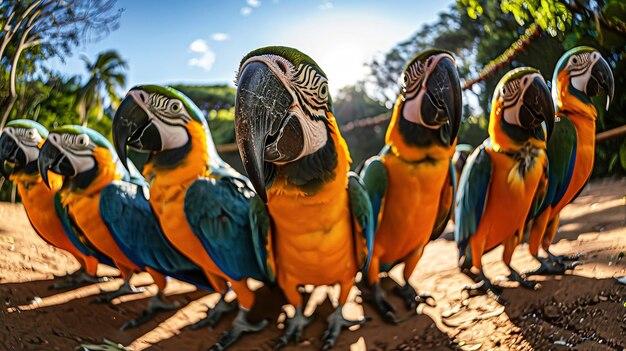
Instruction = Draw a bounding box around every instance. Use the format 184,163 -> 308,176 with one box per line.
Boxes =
318,1 -> 333,10
188,39 -> 215,71
240,7 -> 252,16
189,39 -> 209,53
247,0 -> 261,8
211,32 -> 230,41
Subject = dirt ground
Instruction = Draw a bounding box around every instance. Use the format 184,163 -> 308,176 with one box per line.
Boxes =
0,177 -> 624,351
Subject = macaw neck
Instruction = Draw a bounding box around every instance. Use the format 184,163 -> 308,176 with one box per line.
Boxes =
556,71 -> 598,124
489,112 -> 546,154
269,113 -> 348,197
144,120 -> 212,186
64,147 -> 122,197
385,97 -> 452,162
10,166 -> 63,192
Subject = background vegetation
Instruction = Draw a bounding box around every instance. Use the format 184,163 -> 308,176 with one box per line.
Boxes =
1,0 -> 624,202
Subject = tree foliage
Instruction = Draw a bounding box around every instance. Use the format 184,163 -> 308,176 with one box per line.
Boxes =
0,0 -> 122,130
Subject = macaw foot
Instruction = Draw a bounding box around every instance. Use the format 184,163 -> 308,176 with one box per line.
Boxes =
120,292 -> 181,330
209,308 -> 268,351
462,271 -> 504,302
547,250 -> 584,266
393,283 -> 436,309
505,266 -> 539,290
50,269 -> 108,290
321,305 -> 367,351
362,282 -> 398,324
95,280 -> 145,303
274,307 -> 314,350
524,257 -> 581,276
188,295 -> 237,330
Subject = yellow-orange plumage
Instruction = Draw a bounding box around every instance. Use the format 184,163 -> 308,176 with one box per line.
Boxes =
11,170 -> 98,275
268,114 -> 358,305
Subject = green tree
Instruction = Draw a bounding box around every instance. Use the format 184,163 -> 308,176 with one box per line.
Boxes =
0,0 -> 122,130
74,50 -> 127,126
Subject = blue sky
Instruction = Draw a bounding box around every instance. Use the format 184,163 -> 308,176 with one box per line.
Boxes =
49,0 -> 452,94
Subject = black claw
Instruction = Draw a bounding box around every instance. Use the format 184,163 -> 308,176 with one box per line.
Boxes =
49,270 -> 109,290
321,306 -> 367,350
95,281 -> 145,304
524,257 -> 578,276
363,282 -> 398,324
188,296 -> 236,330
210,309 -> 268,350
274,307 -> 314,350
120,294 -> 180,330
462,272 -> 504,301
506,266 -> 539,290
548,251 -> 584,265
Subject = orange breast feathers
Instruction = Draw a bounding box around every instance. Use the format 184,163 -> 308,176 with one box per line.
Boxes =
375,96 -> 455,263
143,120 -> 209,187
59,147 -> 139,272
481,147 -> 547,251
267,113 -> 358,286
550,70 -> 597,216
12,171 -> 83,256
145,119 -> 226,282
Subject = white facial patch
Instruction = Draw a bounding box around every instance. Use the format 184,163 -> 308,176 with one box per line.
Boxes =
239,55 -> 331,160
128,90 -> 190,151
570,51 -> 600,95
148,117 -> 189,150
402,53 -> 455,128
289,104 -> 328,162
502,72 -> 545,127
3,127 -> 42,164
47,133 -> 96,176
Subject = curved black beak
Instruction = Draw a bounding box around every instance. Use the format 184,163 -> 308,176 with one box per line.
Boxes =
0,133 -> 20,176
112,90 -> 161,171
587,56 -> 614,111
425,56 -> 462,145
521,76 -> 555,141
235,61 -> 293,202
38,140 -> 74,189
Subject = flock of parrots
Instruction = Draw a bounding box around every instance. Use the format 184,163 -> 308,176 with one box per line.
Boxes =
0,45 -> 614,350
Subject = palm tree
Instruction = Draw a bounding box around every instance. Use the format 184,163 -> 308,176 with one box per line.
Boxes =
75,50 -> 127,126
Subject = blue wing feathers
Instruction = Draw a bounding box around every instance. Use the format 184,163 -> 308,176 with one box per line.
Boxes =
455,144 -> 492,260
99,181 -> 214,291
184,178 -> 266,282
54,194 -> 114,267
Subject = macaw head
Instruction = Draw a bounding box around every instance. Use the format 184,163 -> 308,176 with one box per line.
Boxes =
0,119 -> 48,177
553,46 -> 614,112
38,125 -> 123,190
112,85 -> 208,170
393,49 -> 462,146
490,67 -> 555,144
234,46 -> 334,202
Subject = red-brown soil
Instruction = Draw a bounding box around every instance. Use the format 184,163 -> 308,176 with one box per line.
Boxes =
0,178 -> 624,350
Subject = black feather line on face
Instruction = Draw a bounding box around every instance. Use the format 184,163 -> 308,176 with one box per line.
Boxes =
500,118 -> 545,143
277,128 -> 337,195
398,116 -> 449,147
68,163 -> 99,190
150,135 -> 192,169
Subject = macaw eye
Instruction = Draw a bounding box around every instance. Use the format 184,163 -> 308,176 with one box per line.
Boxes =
77,134 -> 89,147
318,82 -> 329,99
27,129 -> 36,140
170,101 -> 183,113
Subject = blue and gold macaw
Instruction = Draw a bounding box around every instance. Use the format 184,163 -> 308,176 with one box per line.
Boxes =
112,85 -> 273,349
526,47 -> 614,275
234,46 -> 374,350
37,125 -> 215,329
455,67 -> 555,298
359,50 -> 461,323
0,120 -> 102,289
